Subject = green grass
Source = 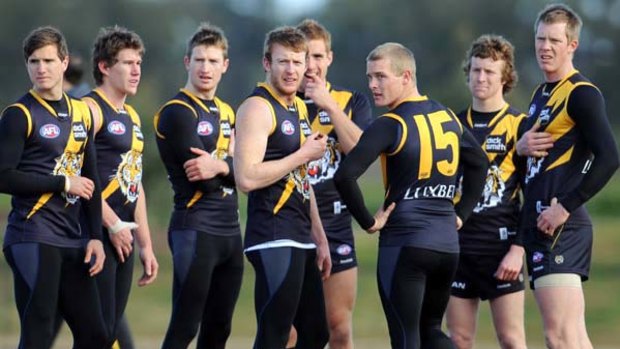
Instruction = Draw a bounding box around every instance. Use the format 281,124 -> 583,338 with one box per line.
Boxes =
1,167 -> 620,347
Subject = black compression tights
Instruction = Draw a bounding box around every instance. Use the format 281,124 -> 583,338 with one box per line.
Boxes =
377,246 -> 458,349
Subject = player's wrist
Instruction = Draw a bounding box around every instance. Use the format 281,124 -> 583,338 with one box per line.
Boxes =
63,175 -> 71,193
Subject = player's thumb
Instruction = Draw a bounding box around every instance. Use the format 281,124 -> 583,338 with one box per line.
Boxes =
189,147 -> 209,156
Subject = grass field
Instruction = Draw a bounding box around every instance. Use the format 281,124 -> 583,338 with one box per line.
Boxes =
1,168 -> 619,348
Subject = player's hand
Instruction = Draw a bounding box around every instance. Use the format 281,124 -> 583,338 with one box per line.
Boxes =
367,202 -> 396,234
495,245 -> 524,281
456,216 -> 463,230
108,221 -> 136,263
537,197 -> 569,236
227,131 -> 235,157
300,132 -> 327,162
85,239 -> 105,277
315,240 -> 332,281
67,176 -> 94,200
184,147 -> 223,181
303,72 -> 335,110
516,120 -> 553,157
138,247 -> 158,287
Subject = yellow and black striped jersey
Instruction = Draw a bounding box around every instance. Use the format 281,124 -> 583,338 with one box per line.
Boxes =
2,90 -> 99,248
84,90 -> 143,223
244,83 -> 313,248
298,83 -> 373,234
155,89 -> 239,236
456,105 -> 526,255
521,70 -> 620,252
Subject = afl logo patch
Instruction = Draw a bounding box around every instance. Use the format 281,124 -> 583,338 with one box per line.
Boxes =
533,251 -> 544,263
197,121 -> 213,136
107,121 -> 126,135
528,104 -> 536,118
336,244 -> 352,256
281,120 -> 295,135
40,124 -> 60,139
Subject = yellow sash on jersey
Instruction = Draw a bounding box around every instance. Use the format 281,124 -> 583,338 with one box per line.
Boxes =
101,104 -> 144,201
158,89 -> 234,208
27,91 -> 91,218
309,84 -> 353,135
273,98 -> 310,215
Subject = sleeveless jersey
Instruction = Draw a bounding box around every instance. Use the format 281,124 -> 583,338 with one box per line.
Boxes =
244,83 -> 313,248
521,70 -> 595,229
456,105 -> 525,255
4,90 -> 93,248
300,83 -> 372,233
83,90 -> 143,223
154,89 -> 240,236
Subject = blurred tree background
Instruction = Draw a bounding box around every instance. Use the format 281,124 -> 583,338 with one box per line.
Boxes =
0,0 -> 618,226
1,0 -> 619,347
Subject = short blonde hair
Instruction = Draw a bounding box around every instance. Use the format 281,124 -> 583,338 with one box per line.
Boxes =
366,42 -> 416,81
535,3 -> 582,42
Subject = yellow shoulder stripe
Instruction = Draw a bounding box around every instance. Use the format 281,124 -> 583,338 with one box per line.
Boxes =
382,113 -> 407,156
5,103 -> 33,138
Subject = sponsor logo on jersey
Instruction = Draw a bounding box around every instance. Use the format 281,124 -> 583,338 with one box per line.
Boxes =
403,184 -> 456,200
133,125 -> 144,140
497,283 -> 511,289
528,104 -> 536,117
485,134 -> 507,153
337,257 -> 354,264
72,122 -> 87,141
318,110 -> 331,125
299,119 -> 312,136
107,121 -> 126,135
220,121 -> 232,137
473,122 -> 487,128
533,266 -> 544,272
451,281 -> 466,290
208,105 -> 219,113
336,244 -> 352,256
281,120 -> 295,135
197,121 -> 214,136
533,251 -> 544,263
40,124 -> 60,139
333,200 -> 346,214
554,255 -> 564,264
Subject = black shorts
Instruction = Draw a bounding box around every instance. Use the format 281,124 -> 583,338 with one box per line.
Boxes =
524,224 -> 593,289
328,238 -> 357,274
451,253 -> 525,301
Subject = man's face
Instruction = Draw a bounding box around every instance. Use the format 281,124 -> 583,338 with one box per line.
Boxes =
300,39 -> 332,91
101,48 -> 142,96
366,58 -> 406,109
27,44 -> 68,95
535,21 -> 577,79
264,43 -> 307,98
185,44 -> 229,98
468,56 -> 505,102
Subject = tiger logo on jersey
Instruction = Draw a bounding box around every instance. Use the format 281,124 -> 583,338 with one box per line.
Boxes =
211,149 -> 234,196
474,164 -> 506,213
53,152 -> 83,205
115,149 -> 142,203
290,165 -> 311,200
525,156 -> 544,184
307,138 -> 340,185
